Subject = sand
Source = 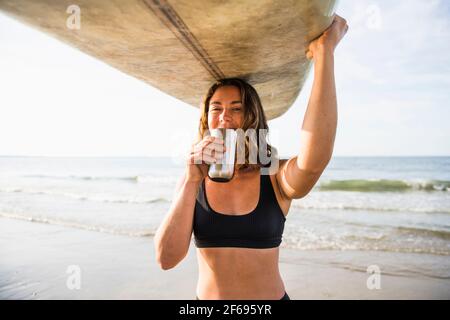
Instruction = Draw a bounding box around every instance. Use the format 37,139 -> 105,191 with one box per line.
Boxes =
1,217 -> 449,300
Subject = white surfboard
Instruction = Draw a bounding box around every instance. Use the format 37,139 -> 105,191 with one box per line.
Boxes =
0,0 -> 337,119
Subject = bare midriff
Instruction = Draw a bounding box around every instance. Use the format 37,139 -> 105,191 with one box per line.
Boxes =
196,247 -> 286,300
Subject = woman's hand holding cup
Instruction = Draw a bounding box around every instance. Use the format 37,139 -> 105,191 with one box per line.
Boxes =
186,135 -> 226,183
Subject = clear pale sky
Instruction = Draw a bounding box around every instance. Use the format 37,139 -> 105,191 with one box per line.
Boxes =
0,0 -> 449,157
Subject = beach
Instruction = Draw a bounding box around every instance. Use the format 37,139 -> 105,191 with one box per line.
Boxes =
0,156 -> 449,300
1,217 -> 448,300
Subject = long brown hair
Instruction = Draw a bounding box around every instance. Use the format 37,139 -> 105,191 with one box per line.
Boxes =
198,78 -> 276,172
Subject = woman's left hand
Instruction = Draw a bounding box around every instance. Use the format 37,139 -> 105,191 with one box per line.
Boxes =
306,14 -> 348,60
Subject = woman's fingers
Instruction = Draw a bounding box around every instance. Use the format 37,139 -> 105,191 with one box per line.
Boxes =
204,143 -> 225,154
305,13 -> 348,58
203,146 -> 224,162
198,153 -> 216,165
190,150 -> 222,164
333,14 -> 349,37
193,143 -> 224,158
189,142 -> 225,165
194,137 -> 225,154
188,135 -> 227,166
199,136 -> 215,148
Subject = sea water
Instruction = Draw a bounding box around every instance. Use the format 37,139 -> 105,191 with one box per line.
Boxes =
1,156 -> 449,277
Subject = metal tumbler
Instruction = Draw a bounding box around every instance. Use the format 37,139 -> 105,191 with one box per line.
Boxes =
207,128 -> 237,182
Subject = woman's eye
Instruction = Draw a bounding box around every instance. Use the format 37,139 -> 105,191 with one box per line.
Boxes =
209,107 -> 241,112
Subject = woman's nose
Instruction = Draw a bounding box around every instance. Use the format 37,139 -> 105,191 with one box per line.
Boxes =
219,109 -> 232,121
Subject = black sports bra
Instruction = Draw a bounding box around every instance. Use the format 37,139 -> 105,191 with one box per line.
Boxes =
193,174 -> 286,249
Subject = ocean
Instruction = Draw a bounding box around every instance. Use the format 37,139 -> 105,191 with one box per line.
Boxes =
1,156 -> 449,276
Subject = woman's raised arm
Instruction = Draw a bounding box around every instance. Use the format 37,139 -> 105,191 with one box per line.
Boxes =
276,15 -> 349,200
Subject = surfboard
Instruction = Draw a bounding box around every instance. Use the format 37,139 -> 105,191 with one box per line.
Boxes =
0,0 -> 337,119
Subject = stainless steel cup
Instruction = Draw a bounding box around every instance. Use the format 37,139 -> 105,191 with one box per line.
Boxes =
207,128 -> 237,182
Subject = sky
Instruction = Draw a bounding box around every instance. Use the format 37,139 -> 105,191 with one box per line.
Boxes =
0,0 -> 449,158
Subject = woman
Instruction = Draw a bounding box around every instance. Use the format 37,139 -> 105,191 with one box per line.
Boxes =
154,15 -> 348,300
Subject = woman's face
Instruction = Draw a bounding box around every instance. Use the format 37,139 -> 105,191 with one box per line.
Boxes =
207,85 -> 244,129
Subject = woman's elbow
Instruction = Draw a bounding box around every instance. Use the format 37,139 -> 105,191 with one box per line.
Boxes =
154,239 -> 185,271
156,252 -> 186,270
156,257 -> 177,270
